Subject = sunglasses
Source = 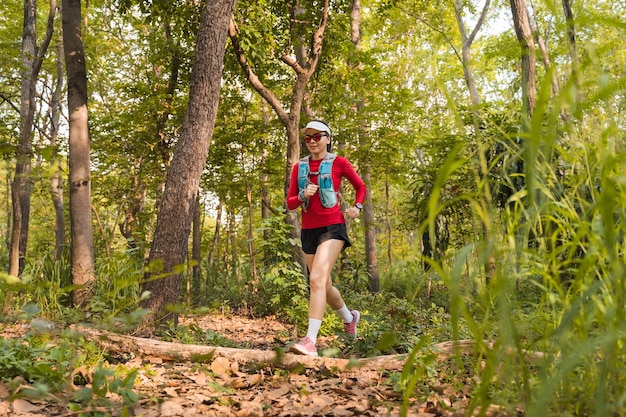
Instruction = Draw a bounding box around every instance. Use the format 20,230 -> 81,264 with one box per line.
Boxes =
304,133 -> 328,143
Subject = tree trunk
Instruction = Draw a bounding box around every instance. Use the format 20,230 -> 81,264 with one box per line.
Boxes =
453,0 -> 491,109
51,14 -> 65,260
139,0 -> 237,331
528,1 -> 559,97
228,209 -> 239,281
509,0 -> 537,116
453,0 -> 495,279
562,0 -> 578,84
350,0 -> 380,293
63,0 -> 96,307
191,196 -> 202,304
11,0 -> 58,276
208,201 -> 222,268
10,0 -> 37,276
242,157 -> 258,285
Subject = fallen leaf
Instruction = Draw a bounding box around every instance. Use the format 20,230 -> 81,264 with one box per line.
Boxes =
211,356 -> 233,377
227,373 -> 264,389
160,399 -> 185,416
267,386 -> 291,400
235,401 -> 264,417
0,383 -> 10,399
11,398 -> 44,413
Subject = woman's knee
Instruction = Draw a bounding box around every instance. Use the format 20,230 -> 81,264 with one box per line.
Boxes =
309,271 -> 328,291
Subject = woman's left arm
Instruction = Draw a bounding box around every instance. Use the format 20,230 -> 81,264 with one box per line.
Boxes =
342,158 -> 367,206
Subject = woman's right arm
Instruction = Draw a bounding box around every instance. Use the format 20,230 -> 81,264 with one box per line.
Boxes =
286,163 -> 302,211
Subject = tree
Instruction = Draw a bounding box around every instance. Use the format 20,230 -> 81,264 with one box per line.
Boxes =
509,0 -> 536,115
9,0 -> 56,276
62,0 -> 96,306
50,2 -> 65,260
139,0 -> 237,329
348,0 -> 380,292
453,0 -> 491,109
227,0 -> 332,268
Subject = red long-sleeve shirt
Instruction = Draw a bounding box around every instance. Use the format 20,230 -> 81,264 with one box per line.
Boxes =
286,155 -> 367,229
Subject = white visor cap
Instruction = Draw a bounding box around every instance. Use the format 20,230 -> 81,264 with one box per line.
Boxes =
303,121 -> 331,136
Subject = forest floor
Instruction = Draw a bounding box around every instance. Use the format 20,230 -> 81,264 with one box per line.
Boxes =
0,312 -> 500,417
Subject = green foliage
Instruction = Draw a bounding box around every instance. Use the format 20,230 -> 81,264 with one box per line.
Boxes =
157,322 -> 239,348
0,335 -> 77,391
0,326 -> 139,414
86,255 -> 144,327
253,210 -> 309,324
16,251 -> 73,317
401,49 -> 626,415
69,367 -> 140,416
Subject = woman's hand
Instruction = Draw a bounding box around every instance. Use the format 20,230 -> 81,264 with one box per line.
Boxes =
345,206 -> 361,219
303,184 -> 319,198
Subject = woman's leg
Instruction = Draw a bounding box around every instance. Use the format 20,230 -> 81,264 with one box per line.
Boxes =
305,239 -> 345,320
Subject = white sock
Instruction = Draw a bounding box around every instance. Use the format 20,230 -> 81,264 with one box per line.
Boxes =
305,319 -> 322,344
335,305 -> 354,323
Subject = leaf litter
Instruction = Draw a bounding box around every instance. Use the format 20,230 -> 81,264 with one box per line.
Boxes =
0,313 -> 512,416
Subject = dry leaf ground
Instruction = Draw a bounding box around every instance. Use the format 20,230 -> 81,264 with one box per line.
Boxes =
0,313 -> 483,417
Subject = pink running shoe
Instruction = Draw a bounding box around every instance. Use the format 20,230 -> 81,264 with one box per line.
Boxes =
290,336 -> 318,357
343,310 -> 360,338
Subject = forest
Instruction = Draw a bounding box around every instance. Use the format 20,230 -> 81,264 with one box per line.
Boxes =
1,0 -> 625,416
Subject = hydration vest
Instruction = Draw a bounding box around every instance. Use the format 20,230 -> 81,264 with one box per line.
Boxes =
298,153 -> 339,211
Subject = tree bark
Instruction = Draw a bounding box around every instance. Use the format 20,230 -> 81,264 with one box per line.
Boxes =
63,0 -> 96,307
10,0 -> 37,276
191,196 -> 202,304
51,10 -> 65,260
242,154 -> 258,285
208,201 -> 222,268
453,0 -> 491,109
139,0 -> 237,330
509,0 -> 537,116
75,326 -> 550,370
11,0 -> 58,276
349,0 -> 380,292
561,0 -> 578,84
528,1 -> 559,97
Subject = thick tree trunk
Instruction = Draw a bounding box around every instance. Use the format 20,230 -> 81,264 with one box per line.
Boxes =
63,0 -> 96,307
139,0 -> 237,330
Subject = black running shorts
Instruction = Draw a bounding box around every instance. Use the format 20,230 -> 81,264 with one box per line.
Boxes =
301,223 -> 352,254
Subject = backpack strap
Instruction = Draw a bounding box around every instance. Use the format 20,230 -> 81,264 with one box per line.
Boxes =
298,156 -> 311,211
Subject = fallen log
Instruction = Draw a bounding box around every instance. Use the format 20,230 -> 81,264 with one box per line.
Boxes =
71,326 -> 548,371
72,326 -> 408,371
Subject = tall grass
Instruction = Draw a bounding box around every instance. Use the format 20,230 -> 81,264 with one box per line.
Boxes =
408,28 -> 626,417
